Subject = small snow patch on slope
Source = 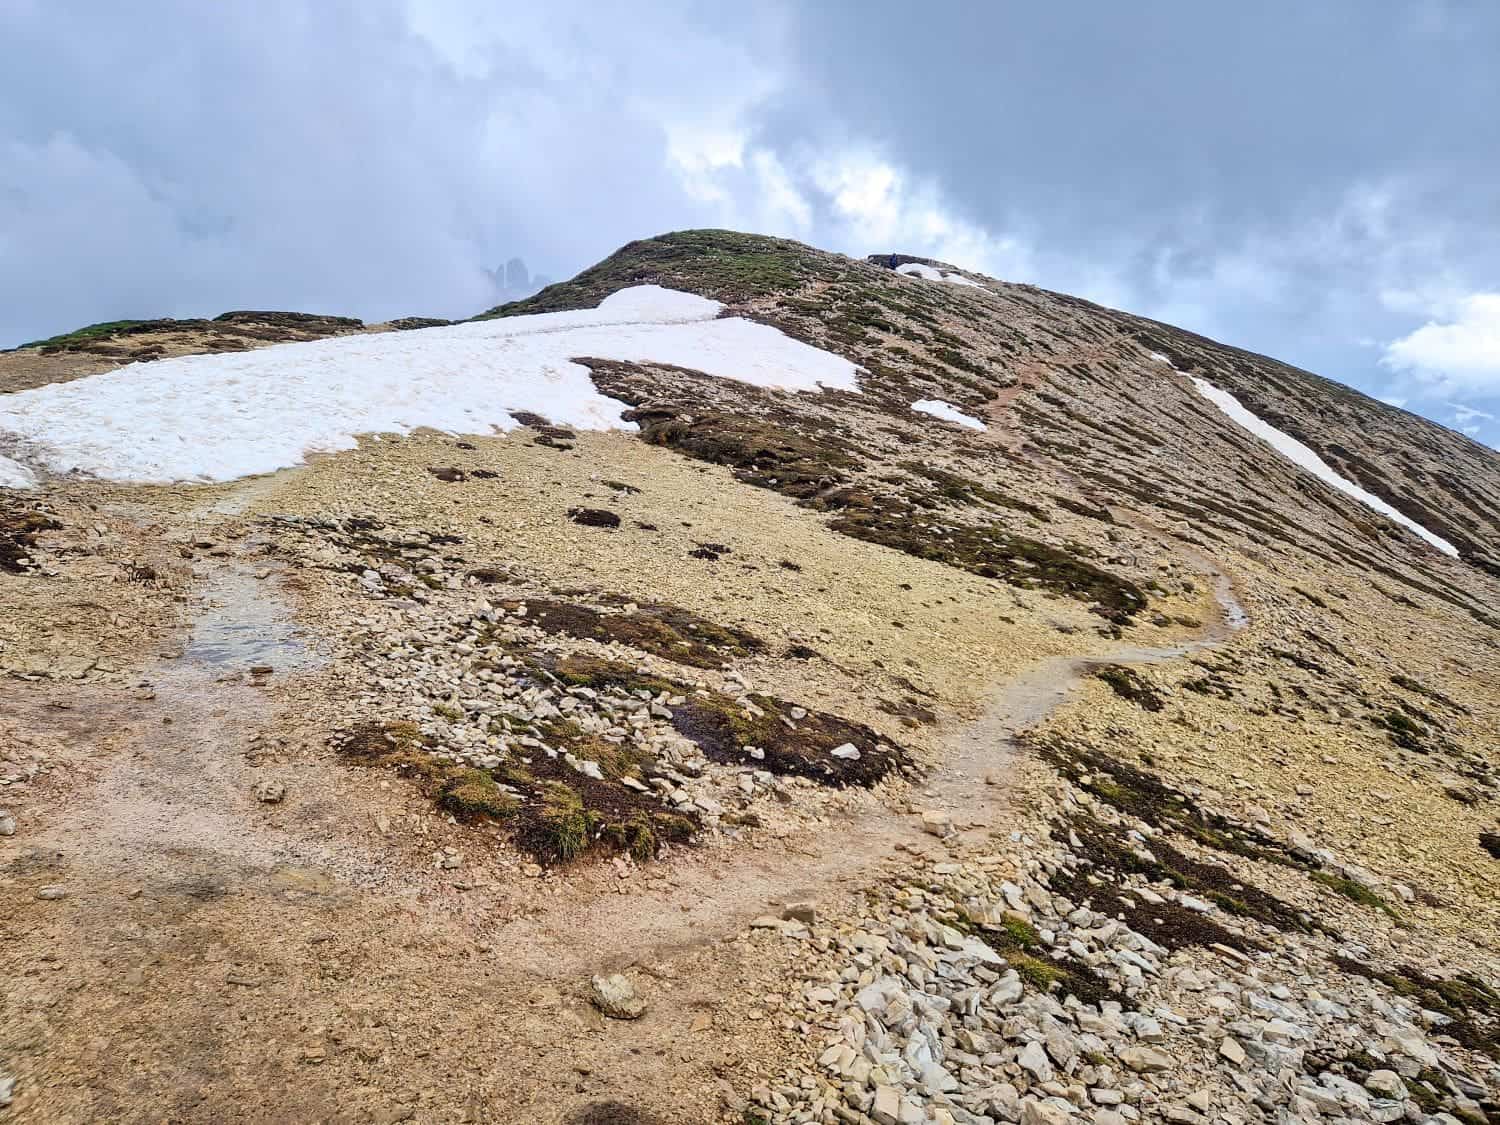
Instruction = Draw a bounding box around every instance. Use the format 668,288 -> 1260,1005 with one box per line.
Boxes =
898,263 -> 986,289
1190,377 -> 1459,557
0,286 -> 861,485
912,399 -> 986,430
0,454 -> 36,489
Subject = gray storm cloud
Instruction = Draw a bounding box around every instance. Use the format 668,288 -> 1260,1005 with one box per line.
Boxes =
1,0 -> 1497,445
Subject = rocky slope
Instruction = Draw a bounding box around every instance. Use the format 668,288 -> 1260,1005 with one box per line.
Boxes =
0,230 -> 1497,1125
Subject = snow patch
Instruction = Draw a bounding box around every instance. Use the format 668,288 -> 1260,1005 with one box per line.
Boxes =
1190,377 -> 1459,557
0,453 -> 36,489
0,286 -> 861,485
912,399 -> 986,430
898,262 -> 986,289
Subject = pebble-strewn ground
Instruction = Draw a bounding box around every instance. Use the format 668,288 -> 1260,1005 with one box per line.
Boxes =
1,232 -> 1496,1123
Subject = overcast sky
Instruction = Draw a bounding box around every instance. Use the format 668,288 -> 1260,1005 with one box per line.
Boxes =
3,1 -> 1498,446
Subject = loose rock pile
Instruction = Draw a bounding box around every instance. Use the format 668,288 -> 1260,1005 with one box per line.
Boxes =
747,819 -> 1498,1123
274,516 -> 902,854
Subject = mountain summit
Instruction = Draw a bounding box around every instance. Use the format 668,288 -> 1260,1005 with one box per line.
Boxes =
1,230 -> 1497,1123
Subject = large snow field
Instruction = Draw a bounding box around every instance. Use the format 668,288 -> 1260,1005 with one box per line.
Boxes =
0,286 -> 861,485
912,399 -> 986,430
1190,377 -> 1459,557
897,262 -> 986,289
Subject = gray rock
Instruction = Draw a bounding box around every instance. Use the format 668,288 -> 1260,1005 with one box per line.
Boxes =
253,780 -> 286,804
588,973 -> 646,1019
35,885 -> 67,901
0,810 -> 15,836
922,810 -> 955,838
1364,1070 -> 1407,1100
1019,1096 -> 1072,1124
1119,1045 -> 1172,1073
782,899 -> 818,924
1018,1040 -> 1053,1083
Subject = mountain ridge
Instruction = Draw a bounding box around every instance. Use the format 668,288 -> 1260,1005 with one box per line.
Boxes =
0,227 -> 1497,1124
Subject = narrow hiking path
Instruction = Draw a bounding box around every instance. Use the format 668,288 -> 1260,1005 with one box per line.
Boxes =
0,486 -> 1249,1122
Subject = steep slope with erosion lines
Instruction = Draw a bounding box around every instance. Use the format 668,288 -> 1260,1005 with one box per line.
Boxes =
1,229 -> 1497,1123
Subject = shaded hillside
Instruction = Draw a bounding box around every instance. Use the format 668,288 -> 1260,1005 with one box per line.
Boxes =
486,230 -> 1500,624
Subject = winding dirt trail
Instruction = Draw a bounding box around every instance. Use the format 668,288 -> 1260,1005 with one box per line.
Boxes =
0,506 -> 1248,1123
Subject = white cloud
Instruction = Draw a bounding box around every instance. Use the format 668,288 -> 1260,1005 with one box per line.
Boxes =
1381,292 -> 1500,393
1446,401 -> 1495,436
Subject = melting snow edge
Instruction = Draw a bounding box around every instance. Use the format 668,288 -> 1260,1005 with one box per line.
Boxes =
1190,377 -> 1459,557
0,286 -> 862,485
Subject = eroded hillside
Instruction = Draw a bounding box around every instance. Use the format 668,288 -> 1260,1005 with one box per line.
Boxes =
1,230 -> 1497,1125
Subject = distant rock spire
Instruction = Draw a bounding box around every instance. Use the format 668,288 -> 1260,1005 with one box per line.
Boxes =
505,257 -> 530,291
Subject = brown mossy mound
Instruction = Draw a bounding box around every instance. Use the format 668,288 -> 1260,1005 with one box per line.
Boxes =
1048,864 -> 1266,954
474,229 -> 840,318
829,507 -> 1146,624
20,311 -> 362,354
899,462 -> 1049,522
551,654 -> 681,697
1372,707 -> 1433,752
595,371 -> 1149,624
1091,664 -> 1165,711
568,507 -> 621,529
438,768 -> 518,819
1036,735 -> 1304,868
630,405 -> 856,500
332,720 -> 438,775
1060,813 -> 1311,934
522,598 -> 762,670
0,500 -> 60,572
498,753 -> 698,864
952,910 -> 1120,1007
333,720 -> 696,865
1332,956 -> 1500,1060
668,692 -> 912,787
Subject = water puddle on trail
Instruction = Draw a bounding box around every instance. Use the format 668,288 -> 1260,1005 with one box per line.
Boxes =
184,566 -> 320,672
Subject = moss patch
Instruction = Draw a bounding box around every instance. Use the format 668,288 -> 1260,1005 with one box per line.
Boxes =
1374,708 -> 1431,752
520,598 -> 762,670
1036,735 -> 1303,868
567,507 -> 621,529
500,755 -> 698,864
1092,664 -> 1165,711
1333,956 -> 1500,1060
564,1103 -> 667,1125
438,768 -> 519,819
474,229 -> 839,318
1049,864 -> 1265,954
669,692 -> 912,787
551,654 -> 681,697
332,719 -> 696,865
1310,871 -> 1393,913
953,910 -> 1120,1007
629,405 -> 856,501
0,500 -> 60,572
1060,812 -> 1311,934
830,507 -> 1146,624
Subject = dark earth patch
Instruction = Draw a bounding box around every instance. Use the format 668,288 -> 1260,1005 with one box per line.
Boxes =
568,508 -> 622,529
0,499 -> 61,573
1091,664 -> 1165,711
668,692 -> 911,787
517,598 -> 761,670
